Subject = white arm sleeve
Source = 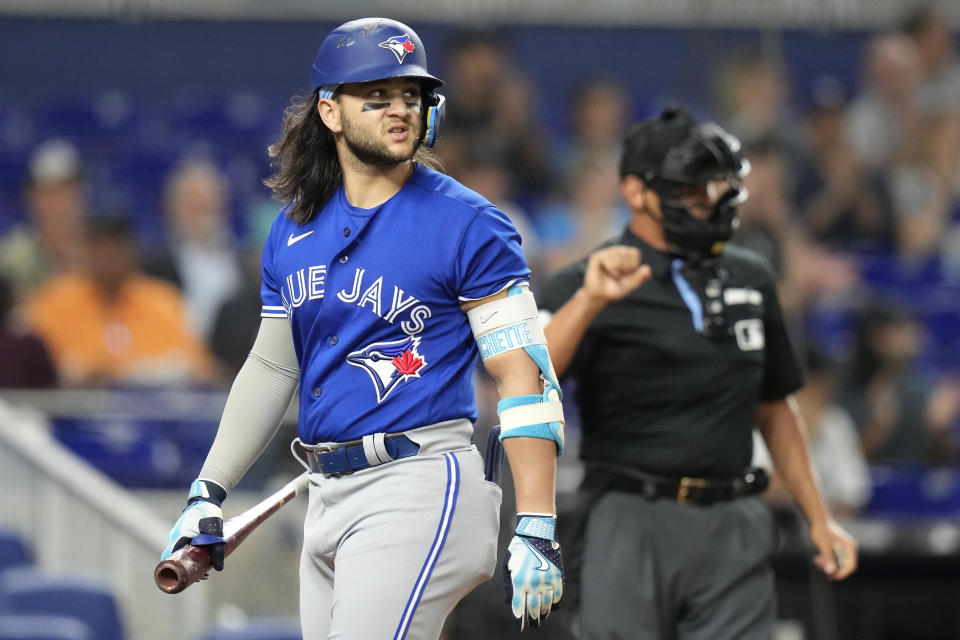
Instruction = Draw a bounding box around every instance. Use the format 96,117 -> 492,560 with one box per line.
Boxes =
198,317 -> 300,492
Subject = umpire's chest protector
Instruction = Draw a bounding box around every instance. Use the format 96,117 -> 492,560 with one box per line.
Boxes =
259,165 -> 530,444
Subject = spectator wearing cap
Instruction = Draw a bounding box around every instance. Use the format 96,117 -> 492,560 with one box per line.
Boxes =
0,139 -> 89,301
23,214 -> 217,387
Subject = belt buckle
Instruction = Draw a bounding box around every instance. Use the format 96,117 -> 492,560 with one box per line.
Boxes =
314,441 -> 342,454
306,446 -> 344,477
677,476 -> 707,504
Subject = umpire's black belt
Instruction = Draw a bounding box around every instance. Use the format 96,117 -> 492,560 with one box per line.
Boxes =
304,433 -> 420,477
594,467 -> 768,505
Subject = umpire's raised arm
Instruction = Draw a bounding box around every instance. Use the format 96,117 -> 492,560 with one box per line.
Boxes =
541,245 -> 651,377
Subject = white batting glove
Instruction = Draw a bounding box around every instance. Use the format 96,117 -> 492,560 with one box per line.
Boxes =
161,479 -> 226,571
503,514 -> 564,630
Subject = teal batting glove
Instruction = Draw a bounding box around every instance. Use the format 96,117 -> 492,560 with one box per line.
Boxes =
161,479 -> 227,571
503,514 -> 564,630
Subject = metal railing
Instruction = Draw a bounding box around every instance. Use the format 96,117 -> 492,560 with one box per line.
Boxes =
0,398 -> 209,640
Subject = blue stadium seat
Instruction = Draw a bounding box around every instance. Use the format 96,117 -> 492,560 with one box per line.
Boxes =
167,91 -> 271,137
0,149 -> 28,231
858,252 -> 944,295
0,99 -> 36,156
0,531 -> 31,573
37,93 -> 138,150
157,91 -> 276,163
865,466 -> 960,519
0,614 -> 94,640
0,569 -> 124,640
52,415 -> 218,488
803,304 -> 853,359
202,617 -> 302,640
919,306 -> 960,347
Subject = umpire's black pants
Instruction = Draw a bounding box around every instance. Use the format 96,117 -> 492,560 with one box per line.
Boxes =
580,491 -> 777,640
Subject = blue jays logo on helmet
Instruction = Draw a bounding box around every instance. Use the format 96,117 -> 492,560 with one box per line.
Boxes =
311,18 -> 442,90
347,336 -> 428,403
379,34 -> 416,64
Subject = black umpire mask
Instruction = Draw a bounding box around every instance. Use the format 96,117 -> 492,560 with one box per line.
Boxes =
651,178 -> 747,264
621,107 -> 750,265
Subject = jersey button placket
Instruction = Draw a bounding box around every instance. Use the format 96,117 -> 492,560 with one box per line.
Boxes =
329,336 -> 338,346
312,387 -> 322,398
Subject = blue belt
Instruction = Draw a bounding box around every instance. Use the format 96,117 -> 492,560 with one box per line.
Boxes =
305,434 -> 421,477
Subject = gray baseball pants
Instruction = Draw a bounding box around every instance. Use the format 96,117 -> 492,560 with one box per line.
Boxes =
579,491 -> 778,640
299,420 -> 502,640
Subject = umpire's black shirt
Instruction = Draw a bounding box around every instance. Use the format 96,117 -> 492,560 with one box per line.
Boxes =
538,227 -> 804,478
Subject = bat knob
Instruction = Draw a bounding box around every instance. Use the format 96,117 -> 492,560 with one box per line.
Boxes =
154,544 -> 212,594
155,560 -> 188,594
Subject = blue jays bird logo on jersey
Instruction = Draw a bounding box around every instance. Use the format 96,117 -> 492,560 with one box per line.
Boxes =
379,34 -> 416,63
347,336 -> 427,403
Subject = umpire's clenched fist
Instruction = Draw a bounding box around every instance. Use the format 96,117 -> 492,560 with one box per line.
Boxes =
583,245 -> 652,305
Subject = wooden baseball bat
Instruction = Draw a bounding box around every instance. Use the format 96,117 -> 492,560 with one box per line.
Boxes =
154,472 -> 311,594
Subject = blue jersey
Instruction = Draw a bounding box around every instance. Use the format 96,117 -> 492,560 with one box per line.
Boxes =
260,164 -> 530,444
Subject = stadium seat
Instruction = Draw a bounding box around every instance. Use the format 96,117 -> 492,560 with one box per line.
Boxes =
0,614 -> 93,640
36,93 -> 138,152
166,91 -> 271,137
859,252 -> 944,294
202,617 -> 302,640
802,303 -> 855,360
865,466 -> 960,519
0,569 -> 124,640
0,531 -> 31,572
51,415 -> 218,489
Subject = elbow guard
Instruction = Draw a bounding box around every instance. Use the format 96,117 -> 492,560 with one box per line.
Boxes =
467,284 -> 565,454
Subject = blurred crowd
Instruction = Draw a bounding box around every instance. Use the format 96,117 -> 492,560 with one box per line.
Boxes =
2,6 -> 960,515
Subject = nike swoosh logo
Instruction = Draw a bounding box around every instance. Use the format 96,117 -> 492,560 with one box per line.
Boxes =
287,230 -> 314,246
523,539 -> 551,572
479,310 -> 499,324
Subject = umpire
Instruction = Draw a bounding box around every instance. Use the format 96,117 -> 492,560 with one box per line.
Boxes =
538,106 -> 858,639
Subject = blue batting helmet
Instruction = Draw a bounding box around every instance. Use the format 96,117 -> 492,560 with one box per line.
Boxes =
311,18 -> 443,91
311,18 -> 446,146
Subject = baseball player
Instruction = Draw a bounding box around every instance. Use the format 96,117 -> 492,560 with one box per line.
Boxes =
538,107 -> 858,639
160,18 -> 565,639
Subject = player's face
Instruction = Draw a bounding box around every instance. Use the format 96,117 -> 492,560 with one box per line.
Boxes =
337,78 -> 423,166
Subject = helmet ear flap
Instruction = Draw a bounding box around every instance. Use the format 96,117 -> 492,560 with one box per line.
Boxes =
422,92 -> 445,148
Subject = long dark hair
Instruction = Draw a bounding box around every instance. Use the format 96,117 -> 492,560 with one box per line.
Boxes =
264,89 -> 340,225
265,87 -> 445,225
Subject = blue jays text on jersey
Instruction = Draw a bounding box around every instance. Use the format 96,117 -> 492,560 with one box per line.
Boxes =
260,164 -> 530,445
